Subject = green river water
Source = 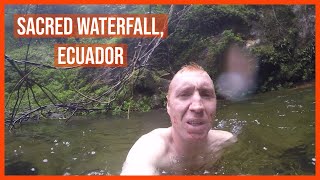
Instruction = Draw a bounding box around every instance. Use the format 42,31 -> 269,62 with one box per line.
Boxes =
5,87 -> 315,175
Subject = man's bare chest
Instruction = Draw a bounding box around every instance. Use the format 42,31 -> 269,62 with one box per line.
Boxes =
158,153 -> 219,175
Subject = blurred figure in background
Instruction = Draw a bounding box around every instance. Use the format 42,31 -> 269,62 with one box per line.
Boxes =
216,45 -> 257,101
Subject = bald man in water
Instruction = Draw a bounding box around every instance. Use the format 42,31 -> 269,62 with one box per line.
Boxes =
121,63 -> 237,175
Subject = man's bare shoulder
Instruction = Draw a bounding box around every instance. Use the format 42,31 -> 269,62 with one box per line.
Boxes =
127,128 -> 170,158
208,130 -> 237,147
147,127 -> 171,138
121,128 -> 171,175
131,128 -> 170,154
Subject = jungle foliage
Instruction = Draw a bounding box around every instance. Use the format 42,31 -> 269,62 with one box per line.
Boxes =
5,5 -> 315,120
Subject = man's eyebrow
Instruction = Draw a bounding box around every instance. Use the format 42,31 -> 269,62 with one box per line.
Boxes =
199,87 -> 214,91
199,87 -> 215,94
199,85 -> 216,93
198,83 -> 214,90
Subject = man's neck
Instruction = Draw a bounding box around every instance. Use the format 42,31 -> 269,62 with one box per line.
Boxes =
170,127 -> 208,159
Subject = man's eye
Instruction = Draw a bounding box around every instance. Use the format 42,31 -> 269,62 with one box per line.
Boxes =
180,93 -> 190,97
201,92 -> 214,98
178,91 -> 193,97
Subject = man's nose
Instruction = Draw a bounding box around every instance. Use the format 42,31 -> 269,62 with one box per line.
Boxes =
189,93 -> 204,113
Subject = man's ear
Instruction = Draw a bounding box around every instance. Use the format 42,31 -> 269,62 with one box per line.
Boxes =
166,95 -> 176,124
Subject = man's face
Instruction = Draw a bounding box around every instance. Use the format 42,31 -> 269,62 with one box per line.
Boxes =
167,71 -> 217,142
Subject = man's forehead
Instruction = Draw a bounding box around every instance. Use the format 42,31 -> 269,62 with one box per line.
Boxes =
172,71 -> 214,87
174,70 -> 212,79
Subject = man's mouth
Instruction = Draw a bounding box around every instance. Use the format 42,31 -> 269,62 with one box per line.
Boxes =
186,121 -> 205,126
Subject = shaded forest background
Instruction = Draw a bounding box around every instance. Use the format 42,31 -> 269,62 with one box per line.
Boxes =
4,5 -> 315,128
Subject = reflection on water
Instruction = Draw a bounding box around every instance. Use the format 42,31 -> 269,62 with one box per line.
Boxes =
5,87 -> 315,175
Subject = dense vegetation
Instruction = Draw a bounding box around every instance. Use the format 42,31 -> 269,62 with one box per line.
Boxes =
5,5 -> 315,122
